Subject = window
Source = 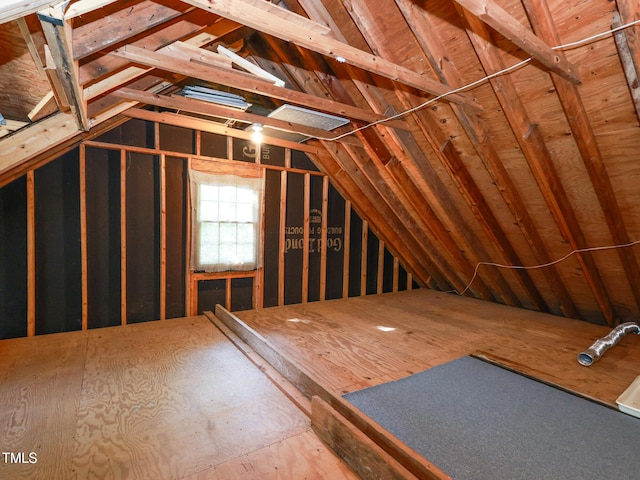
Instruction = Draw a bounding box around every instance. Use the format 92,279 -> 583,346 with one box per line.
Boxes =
190,171 -> 263,272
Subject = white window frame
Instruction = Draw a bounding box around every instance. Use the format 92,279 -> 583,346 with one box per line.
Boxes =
189,170 -> 264,272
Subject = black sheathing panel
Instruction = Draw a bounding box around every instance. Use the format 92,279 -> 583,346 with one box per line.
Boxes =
0,176 -> 27,339
262,170 -> 281,307
366,231 -> 380,295
291,150 -> 318,171
125,153 -> 160,323
94,118 -> 154,148
348,213 -> 363,297
34,150 -> 82,335
231,277 -> 253,311
260,144 -> 285,167
200,131 -> 227,159
284,173 -> 303,305
86,148 -> 122,329
325,184 -> 345,300
383,248 -> 395,293
159,124 -> 196,155
198,279 -> 225,314
166,157 -> 187,318
232,138 -> 258,163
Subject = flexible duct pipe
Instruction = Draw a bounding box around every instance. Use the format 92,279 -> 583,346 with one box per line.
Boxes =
578,322 -> 640,366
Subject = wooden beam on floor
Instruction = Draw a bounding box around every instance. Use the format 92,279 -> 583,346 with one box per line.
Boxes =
211,305 -> 451,480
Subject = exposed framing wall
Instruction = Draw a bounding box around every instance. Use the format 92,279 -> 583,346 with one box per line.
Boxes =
0,117 -> 415,339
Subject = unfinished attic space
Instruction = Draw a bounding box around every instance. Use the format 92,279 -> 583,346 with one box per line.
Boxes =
2,0 -> 640,478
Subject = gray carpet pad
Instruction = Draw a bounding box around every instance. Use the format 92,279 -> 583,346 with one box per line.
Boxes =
343,356 -> 640,480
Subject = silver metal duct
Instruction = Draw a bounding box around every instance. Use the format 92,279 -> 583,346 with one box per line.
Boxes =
577,322 -> 640,366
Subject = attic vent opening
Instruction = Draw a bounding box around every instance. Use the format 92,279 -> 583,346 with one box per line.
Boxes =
258,104 -> 350,143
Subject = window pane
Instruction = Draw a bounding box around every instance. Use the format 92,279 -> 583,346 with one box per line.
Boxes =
199,200 -> 219,222
219,222 -> 237,244
220,185 -> 236,202
218,202 -> 236,222
236,203 -> 253,222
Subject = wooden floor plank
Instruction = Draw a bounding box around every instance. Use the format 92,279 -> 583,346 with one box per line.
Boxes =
0,331 -> 88,480
0,316 -> 355,479
234,290 -> 640,406
185,429 -> 358,479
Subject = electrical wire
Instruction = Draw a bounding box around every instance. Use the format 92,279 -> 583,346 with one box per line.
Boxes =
454,240 -> 640,296
311,18 -> 640,142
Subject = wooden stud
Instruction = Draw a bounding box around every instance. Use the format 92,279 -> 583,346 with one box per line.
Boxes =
377,240 -> 385,295
393,257 -> 399,293
185,157 -> 193,316
302,173 -> 310,303
342,200 -> 351,299
120,149 -> 127,326
320,176 -> 329,301
160,154 -> 167,320
79,145 -> 88,330
360,220 -> 368,297
27,170 -> 36,337
226,277 -> 232,311
278,170 -> 287,306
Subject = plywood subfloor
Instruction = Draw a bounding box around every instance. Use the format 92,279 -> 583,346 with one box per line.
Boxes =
0,316 -> 357,480
234,289 -> 640,406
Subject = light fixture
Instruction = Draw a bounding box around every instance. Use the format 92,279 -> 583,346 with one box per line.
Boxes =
250,123 -> 263,144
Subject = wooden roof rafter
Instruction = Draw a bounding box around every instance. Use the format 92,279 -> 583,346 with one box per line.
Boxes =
328,0 -> 550,311
452,0 -> 581,85
459,5 -> 619,325
395,0 -> 581,318
522,0 -> 640,314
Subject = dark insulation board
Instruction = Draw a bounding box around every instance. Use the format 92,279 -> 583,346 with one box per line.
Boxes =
0,176 -> 27,339
34,150 -> 82,335
86,148 -> 122,329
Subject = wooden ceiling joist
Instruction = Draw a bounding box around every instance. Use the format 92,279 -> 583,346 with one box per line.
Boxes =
180,0 -> 479,108
452,0 -> 581,85
112,87 -> 362,146
111,44 -> 409,129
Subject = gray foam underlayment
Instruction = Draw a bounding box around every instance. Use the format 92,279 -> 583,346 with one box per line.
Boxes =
343,356 -> 640,480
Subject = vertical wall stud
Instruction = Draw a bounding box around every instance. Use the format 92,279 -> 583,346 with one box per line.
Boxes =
377,240 -> 385,295
361,220 -> 368,297
320,175 -> 329,301
120,149 -> 127,325
79,144 -> 88,330
302,173 -> 310,303
27,170 -> 35,337
393,257 -> 399,292
342,200 -> 351,299
160,154 -> 167,320
278,170 -> 287,306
